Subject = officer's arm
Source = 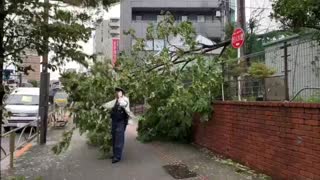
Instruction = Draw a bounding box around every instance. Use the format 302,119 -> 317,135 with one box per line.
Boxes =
118,97 -> 129,108
102,99 -> 116,109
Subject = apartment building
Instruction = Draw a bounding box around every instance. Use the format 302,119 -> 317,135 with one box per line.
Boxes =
120,0 -> 229,52
93,17 -> 121,61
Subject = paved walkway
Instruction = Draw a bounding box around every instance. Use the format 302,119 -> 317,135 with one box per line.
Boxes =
1,122 -> 266,180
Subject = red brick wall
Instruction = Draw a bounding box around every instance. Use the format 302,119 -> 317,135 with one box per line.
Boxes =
193,102 -> 320,180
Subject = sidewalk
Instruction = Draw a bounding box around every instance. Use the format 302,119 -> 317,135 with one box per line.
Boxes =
2,122 -> 266,180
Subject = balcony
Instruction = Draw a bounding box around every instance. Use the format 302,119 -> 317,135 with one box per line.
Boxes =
110,29 -> 120,35
109,21 -> 120,27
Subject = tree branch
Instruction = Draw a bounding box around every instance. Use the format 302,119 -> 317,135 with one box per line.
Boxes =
303,25 -> 320,31
4,44 -> 29,58
146,40 -> 231,73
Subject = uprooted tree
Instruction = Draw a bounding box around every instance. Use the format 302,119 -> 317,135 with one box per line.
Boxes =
59,12 -> 229,156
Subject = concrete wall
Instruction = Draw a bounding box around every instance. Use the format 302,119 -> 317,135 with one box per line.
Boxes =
193,101 -> 320,179
120,0 -> 223,52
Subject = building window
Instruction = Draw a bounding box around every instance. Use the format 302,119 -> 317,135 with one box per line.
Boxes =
157,15 -> 164,22
111,34 -> 119,38
197,15 -> 205,23
174,15 -> 181,22
134,15 -> 142,21
181,16 -> 188,22
143,15 -> 157,22
188,15 -> 197,22
205,15 -> 213,22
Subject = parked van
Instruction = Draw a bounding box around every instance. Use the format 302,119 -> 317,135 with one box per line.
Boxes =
3,88 -> 39,131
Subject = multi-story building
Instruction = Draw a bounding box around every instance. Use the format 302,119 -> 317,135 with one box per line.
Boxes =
93,17 -> 121,61
120,0 -> 228,52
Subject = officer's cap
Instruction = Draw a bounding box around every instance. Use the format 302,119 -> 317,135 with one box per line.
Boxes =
115,87 -> 125,94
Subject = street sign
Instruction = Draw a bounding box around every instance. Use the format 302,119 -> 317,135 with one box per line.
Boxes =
232,28 -> 245,49
54,91 -> 68,107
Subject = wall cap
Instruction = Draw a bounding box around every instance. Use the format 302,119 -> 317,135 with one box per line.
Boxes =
214,101 -> 320,109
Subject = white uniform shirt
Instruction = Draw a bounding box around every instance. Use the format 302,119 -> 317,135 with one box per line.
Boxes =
102,96 -> 134,119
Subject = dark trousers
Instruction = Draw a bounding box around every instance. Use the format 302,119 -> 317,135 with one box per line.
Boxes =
111,118 -> 127,160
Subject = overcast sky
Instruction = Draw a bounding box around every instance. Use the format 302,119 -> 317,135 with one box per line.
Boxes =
246,0 -> 278,34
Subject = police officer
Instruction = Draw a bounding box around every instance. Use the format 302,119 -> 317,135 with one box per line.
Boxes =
103,87 -> 131,163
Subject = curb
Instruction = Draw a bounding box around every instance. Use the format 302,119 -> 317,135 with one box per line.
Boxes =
15,143 -> 33,158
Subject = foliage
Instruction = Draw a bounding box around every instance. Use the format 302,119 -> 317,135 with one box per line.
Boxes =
293,92 -> 320,103
8,177 -> 43,180
136,57 -> 222,142
248,63 -> 276,79
271,0 -> 320,40
0,0 -> 118,126
63,0 -> 118,8
60,63 -> 116,156
1,0 -> 93,71
307,94 -> 320,103
120,12 -> 222,142
52,127 -> 76,154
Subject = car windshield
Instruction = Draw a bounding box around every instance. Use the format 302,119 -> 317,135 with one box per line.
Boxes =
6,94 -> 39,105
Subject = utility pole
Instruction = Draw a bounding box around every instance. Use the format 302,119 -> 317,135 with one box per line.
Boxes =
225,0 -> 231,24
281,42 -> 291,101
237,0 -> 246,55
237,0 -> 246,101
0,0 -> 5,160
19,73 -> 22,87
39,0 -> 50,144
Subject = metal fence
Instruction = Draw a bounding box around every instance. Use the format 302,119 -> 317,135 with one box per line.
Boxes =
1,119 -> 39,168
221,37 -> 320,103
131,104 -> 146,115
0,106 -> 67,169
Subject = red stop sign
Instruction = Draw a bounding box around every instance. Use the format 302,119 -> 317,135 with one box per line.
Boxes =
232,28 -> 245,49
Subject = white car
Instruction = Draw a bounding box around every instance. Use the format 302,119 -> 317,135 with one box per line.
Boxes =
3,87 -> 40,131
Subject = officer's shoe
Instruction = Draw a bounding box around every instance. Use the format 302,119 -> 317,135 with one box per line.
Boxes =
112,158 -> 120,164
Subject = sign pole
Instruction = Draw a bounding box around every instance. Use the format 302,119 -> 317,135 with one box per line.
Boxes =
236,0 -> 246,101
237,49 -> 241,101
231,28 -> 245,101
